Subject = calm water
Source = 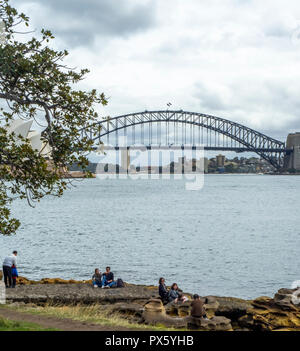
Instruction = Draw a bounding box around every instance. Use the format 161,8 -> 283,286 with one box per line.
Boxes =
1,175 -> 299,299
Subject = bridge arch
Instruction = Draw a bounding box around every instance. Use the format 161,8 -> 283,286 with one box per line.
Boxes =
81,110 -> 289,170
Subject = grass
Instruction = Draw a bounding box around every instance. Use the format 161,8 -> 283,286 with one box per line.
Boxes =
12,304 -> 184,331
0,316 -> 57,331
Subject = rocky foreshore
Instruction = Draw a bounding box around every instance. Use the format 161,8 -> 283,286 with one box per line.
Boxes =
1,275 -> 300,331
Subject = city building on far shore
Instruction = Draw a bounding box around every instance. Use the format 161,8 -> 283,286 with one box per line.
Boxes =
216,154 -> 225,168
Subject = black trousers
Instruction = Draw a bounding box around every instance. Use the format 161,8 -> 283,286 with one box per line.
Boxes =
3,265 -> 12,287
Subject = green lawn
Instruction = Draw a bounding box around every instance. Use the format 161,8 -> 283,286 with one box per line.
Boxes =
0,317 -> 57,331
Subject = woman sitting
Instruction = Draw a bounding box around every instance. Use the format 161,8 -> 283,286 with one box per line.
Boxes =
168,283 -> 188,303
92,268 -> 102,288
158,277 -> 169,302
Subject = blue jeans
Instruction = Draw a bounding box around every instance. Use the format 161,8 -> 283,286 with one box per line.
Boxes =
93,280 -> 102,288
102,275 -> 117,287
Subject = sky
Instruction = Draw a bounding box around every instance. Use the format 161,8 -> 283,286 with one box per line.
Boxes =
10,0 -> 300,143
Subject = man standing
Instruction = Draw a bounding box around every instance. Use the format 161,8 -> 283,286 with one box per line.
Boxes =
2,251 -> 18,288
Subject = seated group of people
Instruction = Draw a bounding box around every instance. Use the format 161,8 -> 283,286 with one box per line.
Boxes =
159,277 -> 207,319
92,266 -> 117,288
158,277 -> 189,304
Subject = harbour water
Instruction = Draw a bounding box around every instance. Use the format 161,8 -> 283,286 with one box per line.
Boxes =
1,175 -> 299,299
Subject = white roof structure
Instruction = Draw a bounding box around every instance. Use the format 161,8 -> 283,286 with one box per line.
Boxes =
6,119 -> 52,158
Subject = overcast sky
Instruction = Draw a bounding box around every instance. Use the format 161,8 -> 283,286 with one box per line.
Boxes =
11,0 -> 300,141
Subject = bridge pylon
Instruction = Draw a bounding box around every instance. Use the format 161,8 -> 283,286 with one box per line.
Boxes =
284,133 -> 300,171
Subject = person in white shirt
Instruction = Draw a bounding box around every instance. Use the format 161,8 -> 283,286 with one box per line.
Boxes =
2,251 -> 18,288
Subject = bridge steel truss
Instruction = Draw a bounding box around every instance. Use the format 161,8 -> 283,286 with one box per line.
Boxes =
81,110 -> 290,170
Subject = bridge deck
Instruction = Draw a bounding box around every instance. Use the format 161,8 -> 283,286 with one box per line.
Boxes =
92,146 -> 292,153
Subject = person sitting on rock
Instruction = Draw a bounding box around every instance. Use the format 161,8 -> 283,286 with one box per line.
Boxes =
102,266 -> 117,288
158,277 -> 169,303
92,268 -> 102,288
191,294 -> 207,319
168,283 -> 188,303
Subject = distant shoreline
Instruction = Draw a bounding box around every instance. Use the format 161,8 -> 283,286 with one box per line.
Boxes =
63,172 -> 300,179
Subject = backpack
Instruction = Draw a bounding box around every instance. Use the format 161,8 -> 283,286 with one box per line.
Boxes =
116,278 -> 125,288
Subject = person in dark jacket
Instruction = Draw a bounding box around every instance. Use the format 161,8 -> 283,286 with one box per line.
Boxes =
191,294 -> 206,318
92,268 -> 102,288
102,266 -> 117,288
158,277 -> 168,302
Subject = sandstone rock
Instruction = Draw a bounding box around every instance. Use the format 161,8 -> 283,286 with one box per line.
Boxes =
142,299 -> 186,328
178,302 -> 191,317
39,278 -> 92,285
238,290 -> 300,331
165,297 -> 220,319
143,299 -> 166,320
15,276 -> 93,285
6,284 -> 157,305
165,301 -> 191,317
251,296 -> 272,307
237,314 -> 255,330
274,288 -> 300,309
17,276 -> 35,285
204,296 -> 220,318
187,316 -> 232,331
143,299 -> 167,325
111,303 -> 144,317
213,296 -> 252,321
165,302 -> 179,316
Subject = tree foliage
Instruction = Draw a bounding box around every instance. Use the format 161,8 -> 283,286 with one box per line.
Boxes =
0,0 -> 107,235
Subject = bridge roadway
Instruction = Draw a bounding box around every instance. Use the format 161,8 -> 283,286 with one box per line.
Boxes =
92,145 -> 292,153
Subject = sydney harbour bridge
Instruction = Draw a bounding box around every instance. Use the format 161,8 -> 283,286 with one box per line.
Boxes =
81,110 -> 299,171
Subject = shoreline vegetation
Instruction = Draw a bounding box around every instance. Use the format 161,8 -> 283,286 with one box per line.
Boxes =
69,158 -> 300,177
1,275 -> 300,331
64,171 -> 300,179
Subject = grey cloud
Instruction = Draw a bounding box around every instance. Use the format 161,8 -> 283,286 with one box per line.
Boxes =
193,83 -> 229,112
192,81 -> 300,140
13,0 -> 157,47
264,25 -> 291,39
